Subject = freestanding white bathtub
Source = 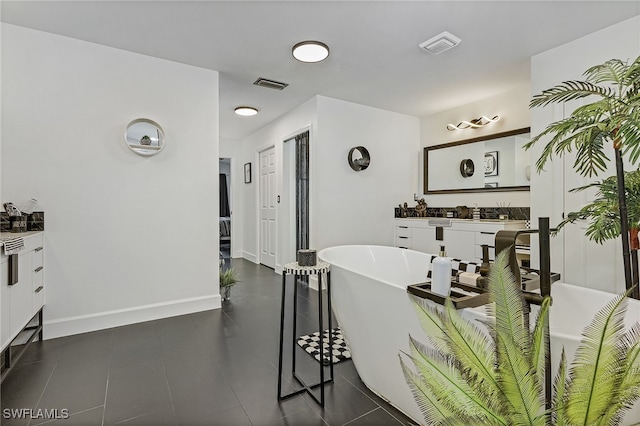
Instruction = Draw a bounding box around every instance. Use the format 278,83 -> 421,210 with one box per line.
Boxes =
318,245 -> 640,425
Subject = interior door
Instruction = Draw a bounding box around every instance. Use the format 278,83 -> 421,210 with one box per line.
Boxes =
260,147 -> 277,269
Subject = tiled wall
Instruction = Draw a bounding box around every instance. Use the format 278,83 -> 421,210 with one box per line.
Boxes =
0,212 -> 45,232
394,206 -> 529,220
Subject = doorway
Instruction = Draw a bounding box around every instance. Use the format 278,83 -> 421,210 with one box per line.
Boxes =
282,130 -> 310,268
219,158 -> 232,263
259,147 -> 277,269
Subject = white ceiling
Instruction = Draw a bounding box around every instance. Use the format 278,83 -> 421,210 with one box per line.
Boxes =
2,1 -> 639,141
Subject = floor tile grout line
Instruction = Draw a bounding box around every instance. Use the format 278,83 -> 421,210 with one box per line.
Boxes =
340,406 -> 381,426
27,361 -> 58,426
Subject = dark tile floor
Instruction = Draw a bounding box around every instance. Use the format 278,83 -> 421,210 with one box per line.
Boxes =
1,258 -> 418,425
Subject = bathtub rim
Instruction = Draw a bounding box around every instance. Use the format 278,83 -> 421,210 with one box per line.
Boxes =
318,244 -> 431,291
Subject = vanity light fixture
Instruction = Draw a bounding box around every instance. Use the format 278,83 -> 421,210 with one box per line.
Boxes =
292,41 -> 330,63
446,115 -> 501,131
234,106 -> 258,116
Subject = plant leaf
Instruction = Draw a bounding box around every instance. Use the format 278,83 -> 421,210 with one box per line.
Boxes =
553,348 -> 569,426
565,292 -> 629,425
530,297 -> 551,387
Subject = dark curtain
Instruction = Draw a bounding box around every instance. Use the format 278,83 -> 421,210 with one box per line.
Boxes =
220,173 -> 230,217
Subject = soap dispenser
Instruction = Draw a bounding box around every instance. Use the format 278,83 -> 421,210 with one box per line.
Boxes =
431,245 -> 452,297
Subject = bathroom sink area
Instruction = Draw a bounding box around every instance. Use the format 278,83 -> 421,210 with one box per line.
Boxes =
0,231 -> 43,244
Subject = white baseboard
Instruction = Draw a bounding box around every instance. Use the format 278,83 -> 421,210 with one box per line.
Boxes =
43,295 -> 220,340
242,251 -> 258,264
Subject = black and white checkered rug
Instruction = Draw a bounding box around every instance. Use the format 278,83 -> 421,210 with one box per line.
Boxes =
297,327 -> 351,365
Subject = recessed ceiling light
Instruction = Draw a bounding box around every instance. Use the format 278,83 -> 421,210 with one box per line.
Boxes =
292,41 -> 330,63
234,106 -> 258,116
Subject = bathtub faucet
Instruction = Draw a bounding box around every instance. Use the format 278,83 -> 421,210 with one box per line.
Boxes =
494,217 -> 555,303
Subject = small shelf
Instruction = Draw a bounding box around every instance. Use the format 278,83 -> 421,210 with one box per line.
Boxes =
407,280 -> 490,309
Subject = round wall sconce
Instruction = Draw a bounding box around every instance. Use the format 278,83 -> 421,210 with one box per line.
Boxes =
124,118 -> 165,156
459,159 -> 475,177
292,40 -> 330,63
348,146 -> 370,171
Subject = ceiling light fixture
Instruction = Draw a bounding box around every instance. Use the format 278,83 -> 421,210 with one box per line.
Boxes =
234,106 -> 258,117
447,115 -> 501,131
292,40 -> 330,63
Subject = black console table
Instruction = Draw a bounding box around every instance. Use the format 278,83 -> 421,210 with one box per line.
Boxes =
277,261 -> 333,406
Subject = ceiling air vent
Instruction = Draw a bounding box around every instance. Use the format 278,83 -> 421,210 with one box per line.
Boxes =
253,78 -> 289,90
419,31 -> 461,55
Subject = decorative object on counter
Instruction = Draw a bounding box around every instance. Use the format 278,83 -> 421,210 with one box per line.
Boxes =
472,204 -> 481,220
446,114 -> 500,131
347,146 -> 370,171
398,202 -> 409,218
430,246 -> 452,296
244,162 -> 252,184
526,55 -> 640,299
455,205 -> 469,219
484,150 -> 499,176
219,267 -> 239,301
414,198 -> 427,217
484,182 -> 498,188
297,249 -> 317,267
459,159 -> 475,177
124,118 -> 165,156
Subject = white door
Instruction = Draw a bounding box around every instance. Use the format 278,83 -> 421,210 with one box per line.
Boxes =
259,147 -> 277,269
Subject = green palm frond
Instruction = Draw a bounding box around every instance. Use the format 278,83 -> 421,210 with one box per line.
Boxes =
527,55 -> 640,178
553,349 -> 569,426
555,170 -> 640,244
564,293 -> 628,425
406,336 -> 507,424
597,323 -> 640,425
531,297 -> 551,386
402,250 -> 640,425
400,355 -> 455,423
530,81 -> 615,108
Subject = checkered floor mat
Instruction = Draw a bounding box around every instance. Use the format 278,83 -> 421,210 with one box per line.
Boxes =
297,327 -> 351,364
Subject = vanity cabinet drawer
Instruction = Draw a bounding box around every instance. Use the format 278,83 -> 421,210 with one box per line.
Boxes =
32,246 -> 44,269
476,231 -> 496,246
396,226 -> 411,238
33,265 -> 44,290
396,236 -> 412,249
33,284 -> 44,311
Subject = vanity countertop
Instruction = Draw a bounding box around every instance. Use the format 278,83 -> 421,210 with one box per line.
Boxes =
0,230 -> 44,244
397,217 -> 526,223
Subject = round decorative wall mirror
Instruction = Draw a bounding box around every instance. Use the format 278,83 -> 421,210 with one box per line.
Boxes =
124,118 -> 165,156
459,158 -> 475,177
348,146 -> 370,171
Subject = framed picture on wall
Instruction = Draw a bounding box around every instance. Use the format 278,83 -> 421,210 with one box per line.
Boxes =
244,162 -> 252,184
484,151 -> 499,176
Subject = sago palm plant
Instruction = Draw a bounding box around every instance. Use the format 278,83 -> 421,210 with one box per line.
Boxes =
524,55 -> 640,297
399,251 -> 640,425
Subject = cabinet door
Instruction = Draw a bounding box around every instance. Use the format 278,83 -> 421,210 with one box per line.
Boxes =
444,229 -> 476,261
1,259 -> 11,350
412,227 -> 439,255
10,251 -> 33,341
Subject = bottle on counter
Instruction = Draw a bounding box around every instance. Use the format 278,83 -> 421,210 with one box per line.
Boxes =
431,245 -> 452,296
473,204 -> 481,220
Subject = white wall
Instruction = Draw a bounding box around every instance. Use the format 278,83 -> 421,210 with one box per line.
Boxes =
241,97 -> 318,267
314,96 -> 420,249
239,95 -> 420,270
420,85 -> 531,207
1,24 -> 220,338
530,15 -> 640,293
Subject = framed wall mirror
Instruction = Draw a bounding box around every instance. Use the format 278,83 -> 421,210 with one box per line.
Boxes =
124,118 -> 165,156
423,127 -> 531,193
